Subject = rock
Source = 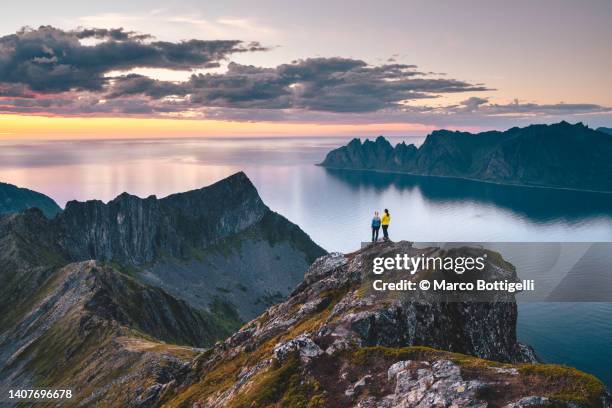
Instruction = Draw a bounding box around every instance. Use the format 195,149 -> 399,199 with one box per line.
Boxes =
273,334 -> 323,362
325,338 -> 352,355
388,360 -> 414,380
503,396 -> 550,407
386,359 -> 487,408
489,366 -> 519,376
346,375 -> 373,397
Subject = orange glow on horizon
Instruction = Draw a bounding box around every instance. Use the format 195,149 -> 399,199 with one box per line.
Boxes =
0,114 -> 439,140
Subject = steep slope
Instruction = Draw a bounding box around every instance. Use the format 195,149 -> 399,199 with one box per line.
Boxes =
75,241 -> 607,408
53,172 -> 325,319
0,182 -> 61,218
0,208 -> 67,334
321,122 -> 612,192
0,260 -> 238,398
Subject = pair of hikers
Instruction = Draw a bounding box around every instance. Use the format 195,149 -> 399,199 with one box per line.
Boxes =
371,209 -> 390,242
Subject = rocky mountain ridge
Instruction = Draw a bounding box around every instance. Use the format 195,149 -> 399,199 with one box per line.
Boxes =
321,122 -> 612,192
77,241 -> 609,408
0,172 -> 325,320
1,175 -> 610,406
0,173 -> 325,405
56,171 -> 271,265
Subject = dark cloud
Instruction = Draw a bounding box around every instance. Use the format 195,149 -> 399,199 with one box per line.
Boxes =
0,26 -> 266,92
459,96 -> 489,111
1,25 -> 609,125
107,58 -> 490,113
74,27 -> 152,41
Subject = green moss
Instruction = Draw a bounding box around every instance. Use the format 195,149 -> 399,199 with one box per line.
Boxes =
106,260 -> 141,277
208,297 -> 243,335
227,353 -> 323,408
163,352 -> 249,408
349,345 -> 442,365
519,364 -> 605,407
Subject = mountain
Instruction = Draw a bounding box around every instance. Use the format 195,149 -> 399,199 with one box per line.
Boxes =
321,122 -> 612,193
597,127 -> 612,136
0,172 -> 325,322
0,182 -> 61,218
19,241 -> 608,407
0,207 -> 241,398
54,172 -> 325,320
0,172 -> 325,403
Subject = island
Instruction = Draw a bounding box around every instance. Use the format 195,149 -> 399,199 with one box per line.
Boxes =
320,121 -> 612,193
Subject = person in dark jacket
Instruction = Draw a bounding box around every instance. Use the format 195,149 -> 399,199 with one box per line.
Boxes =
371,211 -> 381,242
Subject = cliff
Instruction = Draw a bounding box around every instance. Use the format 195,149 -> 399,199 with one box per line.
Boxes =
1,172 -> 325,321
56,171 -> 270,265
321,122 -> 612,193
0,182 -> 61,218
53,172 -> 324,320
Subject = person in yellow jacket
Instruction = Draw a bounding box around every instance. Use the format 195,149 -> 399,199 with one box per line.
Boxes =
381,208 -> 391,241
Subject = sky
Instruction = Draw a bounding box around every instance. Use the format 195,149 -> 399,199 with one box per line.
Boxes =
0,0 -> 611,139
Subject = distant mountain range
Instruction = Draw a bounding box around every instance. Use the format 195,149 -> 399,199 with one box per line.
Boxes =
321,122 -> 612,192
0,182 -> 61,218
597,127 -> 612,136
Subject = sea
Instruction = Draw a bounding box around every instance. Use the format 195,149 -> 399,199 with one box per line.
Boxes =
2,135 -> 612,386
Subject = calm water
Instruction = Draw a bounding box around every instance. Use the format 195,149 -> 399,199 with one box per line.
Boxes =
2,136 -> 612,386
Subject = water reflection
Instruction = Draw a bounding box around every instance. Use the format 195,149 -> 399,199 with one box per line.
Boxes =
325,168 -> 612,223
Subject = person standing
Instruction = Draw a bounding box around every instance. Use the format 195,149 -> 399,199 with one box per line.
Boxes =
371,211 -> 381,242
381,209 -> 391,241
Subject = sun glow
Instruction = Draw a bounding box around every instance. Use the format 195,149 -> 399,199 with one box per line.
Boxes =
0,114 -> 435,140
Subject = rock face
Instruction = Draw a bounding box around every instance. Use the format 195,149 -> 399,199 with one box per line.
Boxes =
0,181 -> 61,218
321,122 -> 612,192
1,172 -> 325,321
70,241 -> 607,408
57,172 -> 270,265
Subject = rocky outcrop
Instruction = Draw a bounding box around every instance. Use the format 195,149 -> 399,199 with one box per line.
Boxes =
0,181 -> 61,218
102,241 -> 608,408
321,122 -> 612,192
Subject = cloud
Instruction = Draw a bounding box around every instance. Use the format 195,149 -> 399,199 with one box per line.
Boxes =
106,58 -> 490,113
460,96 -> 489,111
0,26 -> 266,92
0,25 -> 610,128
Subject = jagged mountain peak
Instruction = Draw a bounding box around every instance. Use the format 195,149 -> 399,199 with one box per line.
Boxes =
55,172 -> 272,265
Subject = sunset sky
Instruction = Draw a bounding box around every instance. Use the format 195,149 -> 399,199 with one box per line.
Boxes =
1,0 -> 611,139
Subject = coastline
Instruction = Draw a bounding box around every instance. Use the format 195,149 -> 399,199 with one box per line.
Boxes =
317,163 -> 612,195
